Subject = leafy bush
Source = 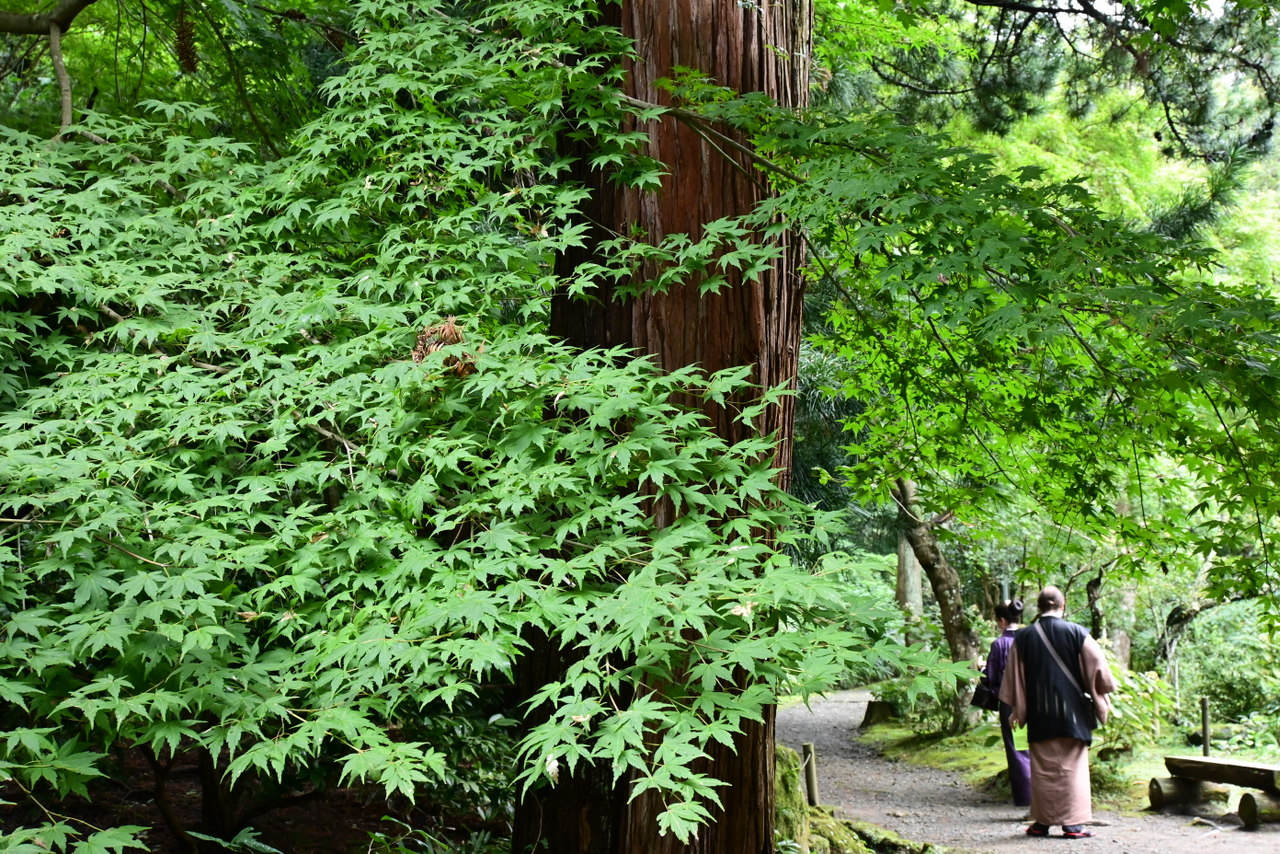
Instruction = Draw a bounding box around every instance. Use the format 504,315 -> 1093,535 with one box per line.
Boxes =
1176,601 -> 1280,722
799,550 -> 904,686
1212,712 -> 1280,758
1096,666 -> 1176,755
0,4 -> 939,848
870,616 -> 960,736
365,818 -> 505,854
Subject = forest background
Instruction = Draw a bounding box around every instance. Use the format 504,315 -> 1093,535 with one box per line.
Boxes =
2,1 -> 1280,853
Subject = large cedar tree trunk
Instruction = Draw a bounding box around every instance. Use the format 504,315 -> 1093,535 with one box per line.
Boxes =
513,2 -> 812,853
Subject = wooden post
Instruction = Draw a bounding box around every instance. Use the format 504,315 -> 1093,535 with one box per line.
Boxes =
802,743 -> 819,807
1201,697 -> 1210,757
1239,791 -> 1280,828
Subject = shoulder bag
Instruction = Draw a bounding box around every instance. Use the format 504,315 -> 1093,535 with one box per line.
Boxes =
970,678 -> 1000,711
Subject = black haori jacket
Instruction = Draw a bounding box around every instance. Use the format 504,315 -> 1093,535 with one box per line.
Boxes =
1010,616 -> 1101,745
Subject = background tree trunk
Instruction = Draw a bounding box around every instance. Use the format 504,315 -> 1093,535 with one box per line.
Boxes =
514,2 -> 813,852
892,478 -> 981,733
1086,572 -> 1105,638
896,530 -> 924,642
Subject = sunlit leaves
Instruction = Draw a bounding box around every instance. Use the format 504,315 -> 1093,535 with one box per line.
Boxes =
752,103 -> 1280,597
0,2 -> 918,847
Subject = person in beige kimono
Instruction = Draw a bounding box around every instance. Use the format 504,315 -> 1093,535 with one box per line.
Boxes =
998,586 -> 1116,839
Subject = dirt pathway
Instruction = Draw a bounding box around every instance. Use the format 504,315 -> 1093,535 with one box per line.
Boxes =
776,689 -> 1280,853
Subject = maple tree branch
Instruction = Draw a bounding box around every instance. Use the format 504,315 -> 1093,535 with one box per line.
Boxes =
48,22 -> 72,136
0,0 -> 100,36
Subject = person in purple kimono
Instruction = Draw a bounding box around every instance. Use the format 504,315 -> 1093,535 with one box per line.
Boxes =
981,598 -> 1032,807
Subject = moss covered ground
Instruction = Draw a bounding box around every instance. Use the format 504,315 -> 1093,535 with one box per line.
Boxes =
857,721 -> 1280,815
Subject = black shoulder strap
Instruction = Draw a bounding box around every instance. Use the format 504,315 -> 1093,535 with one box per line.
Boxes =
1033,620 -> 1084,693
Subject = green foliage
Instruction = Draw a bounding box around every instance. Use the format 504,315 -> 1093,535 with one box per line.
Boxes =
1211,712 -> 1280,758
364,817 -> 504,854
803,2 -> 1280,661
0,2 -> 939,847
1098,667 -> 1177,754
724,95 -> 1280,607
1,0 -> 350,146
188,828 -> 283,853
1177,601 -> 1280,721
873,677 -> 952,735
0,825 -> 147,854
9,2 -> 1279,847
814,0 -> 1280,160
870,641 -> 977,735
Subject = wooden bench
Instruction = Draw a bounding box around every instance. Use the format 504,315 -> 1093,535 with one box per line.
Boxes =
1149,755 -> 1280,827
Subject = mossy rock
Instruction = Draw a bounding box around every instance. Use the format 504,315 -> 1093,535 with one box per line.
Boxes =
776,745 -> 940,854
776,744 -> 811,851
808,808 -> 873,854
843,818 -> 945,854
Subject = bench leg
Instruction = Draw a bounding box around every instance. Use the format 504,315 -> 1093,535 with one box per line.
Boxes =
1240,791 -> 1280,828
1148,777 -> 1230,812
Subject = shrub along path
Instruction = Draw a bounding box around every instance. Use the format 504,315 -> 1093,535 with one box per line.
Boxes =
776,690 -> 1280,853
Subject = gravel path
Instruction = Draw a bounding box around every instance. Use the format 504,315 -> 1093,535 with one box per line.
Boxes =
776,689 -> 1280,853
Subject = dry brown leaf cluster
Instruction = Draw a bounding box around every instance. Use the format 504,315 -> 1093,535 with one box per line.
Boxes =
412,316 -> 479,376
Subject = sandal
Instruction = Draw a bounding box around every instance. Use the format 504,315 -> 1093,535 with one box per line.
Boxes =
1025,823 -> 1050,837
1062,825 -> 1094,839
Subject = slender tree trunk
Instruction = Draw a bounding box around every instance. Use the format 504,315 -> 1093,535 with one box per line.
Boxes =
513,2 -> 812,852
896,530 -> 924,642
1085,572 -> 1104,639
891,478 -> 981,732
1111,586 -> 1135,669
1155,601 -> 1211,666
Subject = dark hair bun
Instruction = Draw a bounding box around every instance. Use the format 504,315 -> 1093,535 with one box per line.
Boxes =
994,598 -> 1024,622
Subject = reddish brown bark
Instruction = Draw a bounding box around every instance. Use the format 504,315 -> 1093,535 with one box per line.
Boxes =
514,2 -> 812,853
550,0 -> 810,475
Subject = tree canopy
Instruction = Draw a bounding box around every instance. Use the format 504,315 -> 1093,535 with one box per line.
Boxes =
817,0 -> 1279,159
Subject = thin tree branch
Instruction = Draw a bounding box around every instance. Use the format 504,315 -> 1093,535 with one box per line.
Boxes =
93,535 -> 172,567
48,22 -> 73,137
296,415 -> 365,474
76,129 -> 186,199
618,94 -> 806,185
961,0 -> 1083,14
192,0 -> 281,157
869,58 -> 976,97
1052,13 -> 1097,60
679,116 -> 769,191
98,304 -> 232,376
1201,389 -> 1272,568
142,747 -> 199,854
0,0 -> 100,35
